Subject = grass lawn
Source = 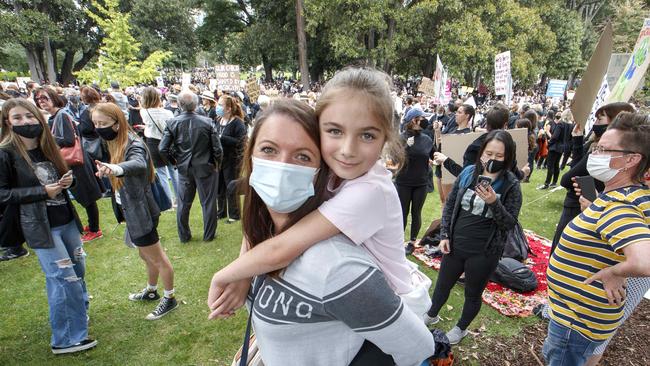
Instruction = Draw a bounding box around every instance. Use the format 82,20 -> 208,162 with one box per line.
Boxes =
0,166 -> 566,365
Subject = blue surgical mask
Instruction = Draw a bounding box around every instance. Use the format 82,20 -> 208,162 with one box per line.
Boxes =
216,105 -> 225,117
249,157 -> 318,213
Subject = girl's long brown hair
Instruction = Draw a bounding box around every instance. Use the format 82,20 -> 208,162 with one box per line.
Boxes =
91,103 -> 155,190
0,98 -> 68,175
221,95 -> 245,120
241,99 -> 330,277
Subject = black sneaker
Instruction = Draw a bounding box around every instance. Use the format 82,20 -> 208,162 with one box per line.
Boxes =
0,246 -> 29,261
405,242 -> 415,255
146,296 -> 178,320
533,303 -> 548,321
537,184 -> 549,190
51,338 -> 97,354
128,288 -> 160,301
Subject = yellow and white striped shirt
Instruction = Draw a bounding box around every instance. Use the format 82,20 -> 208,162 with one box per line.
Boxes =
547,185 -> 650,341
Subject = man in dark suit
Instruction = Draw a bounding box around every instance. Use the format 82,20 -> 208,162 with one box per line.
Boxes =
159,92 -> 223,242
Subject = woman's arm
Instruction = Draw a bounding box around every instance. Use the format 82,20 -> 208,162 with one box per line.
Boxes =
212,210 -> 340,284
53,114 -> 76,147
118,141 -> 148,176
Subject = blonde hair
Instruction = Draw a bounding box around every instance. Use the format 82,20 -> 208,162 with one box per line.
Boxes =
141,87 -> 161,109
315,67 -> 404,169
91,103 -> 155,190
0,98 -> 68,175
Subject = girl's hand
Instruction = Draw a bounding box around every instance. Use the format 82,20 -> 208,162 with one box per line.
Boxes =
439,239 -> 450,254
572,123 -> 583,137
579,195 -> 592,212
95,160 -> 124,177
407,136 -> 415,147
208,274 -> 251,320
58,170 -> 73,189
45,183 -> 62,199
475,183 -> 497,204
432,152 -> 448,165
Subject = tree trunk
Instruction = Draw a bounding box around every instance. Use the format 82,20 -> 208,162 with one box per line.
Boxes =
367,29 -> 375,66
474,70 -> 481,89
383,17 -> 396,72
43,36 -> 57,83
261,52 -> 273,82
25,47 -> 44,82
295,0 -> 310,92
60,50 -> 76,85
423,54 -> 434,78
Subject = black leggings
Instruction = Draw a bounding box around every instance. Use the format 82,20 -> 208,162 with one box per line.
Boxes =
396,185 -> 427,241
545,151 -> 562,185
85,201 -> 100,232
428,250 -> 500,330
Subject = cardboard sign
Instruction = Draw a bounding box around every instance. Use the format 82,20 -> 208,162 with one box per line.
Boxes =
15,77 -> 31,89
607,18 -> 650,103
418,77 -> 436,96
546,79 -> 568,99
585,77 -> 610,135
570,23 -> 613,129
440,128 -> 528,184
246,78 -> 260,103
494,51 -> 511,96
215,64 -> 241,92
606,53 -> 631,87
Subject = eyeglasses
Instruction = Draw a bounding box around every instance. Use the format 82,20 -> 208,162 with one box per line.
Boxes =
592,145 -> 637,155
35,96 -> 50,102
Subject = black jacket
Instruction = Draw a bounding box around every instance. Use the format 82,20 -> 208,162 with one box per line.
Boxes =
441,167 -> 522,255
547,121 -> 566,153
219,117 -> 247,171
0,147 -> 81,249
159,111 -> 223,178
111,134 -> 161,239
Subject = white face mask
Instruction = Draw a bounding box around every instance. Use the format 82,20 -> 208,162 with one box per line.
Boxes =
587,154 -> 623,183
249,157 -> 318,213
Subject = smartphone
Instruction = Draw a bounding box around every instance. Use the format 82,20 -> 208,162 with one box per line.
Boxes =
60,170 -> 73,179
576,176 -> 598,202
477,175 -> 492,187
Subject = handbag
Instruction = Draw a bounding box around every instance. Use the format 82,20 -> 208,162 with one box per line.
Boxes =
502,222 -> 531,261
232,276 -> 266,366
82,136 -> 104,161
150,173 -> 172,211
54,114 -> 84,166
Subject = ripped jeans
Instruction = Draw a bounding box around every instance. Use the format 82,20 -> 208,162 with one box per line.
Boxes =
33,220 -> 89,348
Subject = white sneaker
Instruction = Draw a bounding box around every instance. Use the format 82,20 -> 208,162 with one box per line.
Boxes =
424,314 -> 440,326
446,326 -> 468,345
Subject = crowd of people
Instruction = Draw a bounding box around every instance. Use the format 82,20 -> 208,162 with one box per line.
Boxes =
0,66 -> 649,366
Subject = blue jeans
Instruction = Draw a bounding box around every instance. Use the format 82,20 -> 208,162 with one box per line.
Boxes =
156,165 -> 178,201
543,319 -> 604,366
33,220 -> 89,348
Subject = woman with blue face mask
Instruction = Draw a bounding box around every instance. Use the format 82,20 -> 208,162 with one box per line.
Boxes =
215,95 -> 247,223
208,99 -> 438,366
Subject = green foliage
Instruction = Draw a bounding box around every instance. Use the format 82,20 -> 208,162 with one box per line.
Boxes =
609,0 -> 650,53
0,43 -> 30,74
543,7 -> 585,79
76,0 -> 171,88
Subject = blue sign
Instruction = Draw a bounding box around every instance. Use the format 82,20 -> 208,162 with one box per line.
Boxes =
546,79 -> 568,99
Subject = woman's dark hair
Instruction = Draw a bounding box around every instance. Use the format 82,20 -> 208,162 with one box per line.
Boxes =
474,130 -> 516,180
485,105 -> 509,131
80,86 -> 101,104
515,118 -> 532,132
241,99 -> 330,277
607,112 -> 650,183
522,109 -> 538,126
33,87 -> 66,109
460,104 -> 475,125
595,102 -> 635,123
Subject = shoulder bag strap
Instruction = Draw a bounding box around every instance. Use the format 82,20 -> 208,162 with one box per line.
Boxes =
239,275 -> 266,366
145,109 -> 165,135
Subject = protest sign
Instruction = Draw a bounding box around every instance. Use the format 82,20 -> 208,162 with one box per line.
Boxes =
15,77 -> 31,89
546,79 -> 568,99
433,55 -> 445,103
585,77 -> 610,135
215,64 -> 241,92
247,78 -> 260,102
494,51 -> 511,97
570,23 -> 612,129
418,77 -> 436,96
441,128 -> 528,184
606,53 -> 631,87
607,18 -> 650,103
155,76 -> 164,88
181,73 -> 192,90
209,78 -> 217,92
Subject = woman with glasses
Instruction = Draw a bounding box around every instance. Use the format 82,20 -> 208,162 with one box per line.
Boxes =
34,87 -> 104,243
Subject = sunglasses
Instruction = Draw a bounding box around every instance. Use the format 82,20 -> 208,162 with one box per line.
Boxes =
35,96 -> 50,102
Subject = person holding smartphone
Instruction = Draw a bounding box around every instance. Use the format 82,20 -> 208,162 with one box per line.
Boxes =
0,98 -> 96,354
425,130 -> 522,345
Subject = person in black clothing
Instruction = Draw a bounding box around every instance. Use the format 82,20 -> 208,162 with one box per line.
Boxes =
35,87 -> 104,243
425,130 -> 522,345
201,90 -> 218,123
215,95 -> 247,223
538,112 -> 567,189
164,93 -> 180,116
126,88 -> 143,128
549,102 -> 635,252
159,92 -> 223,242
79,87 -> 108,162
397,108 -> 434,255
559,117 -> 574,170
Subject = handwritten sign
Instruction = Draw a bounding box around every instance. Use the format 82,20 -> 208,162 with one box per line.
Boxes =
215,64 -> 241,92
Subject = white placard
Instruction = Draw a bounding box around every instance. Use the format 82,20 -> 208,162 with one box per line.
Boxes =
494,51 -> 511,96
215,64 -> 241,92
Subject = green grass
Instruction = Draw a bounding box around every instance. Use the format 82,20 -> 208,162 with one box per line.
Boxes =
0,167 -> 566,365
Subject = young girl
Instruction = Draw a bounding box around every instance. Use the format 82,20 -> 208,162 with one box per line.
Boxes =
92,103 -> 178,320
0,99 -> 96,354
208,67 -> 431,320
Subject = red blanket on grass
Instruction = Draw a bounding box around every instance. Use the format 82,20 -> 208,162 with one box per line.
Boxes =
412,230 -> 551,317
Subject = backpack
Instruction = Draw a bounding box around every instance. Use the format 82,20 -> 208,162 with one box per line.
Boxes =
490,257 -> 538,293
502,222 -> 531,261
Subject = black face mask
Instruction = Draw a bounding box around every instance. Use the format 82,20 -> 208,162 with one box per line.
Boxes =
484,159 -> 505,173
591,124 -> 607,138
96,125 -> 118,141
12,124 -> 43,139
419,119 -> 429,130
